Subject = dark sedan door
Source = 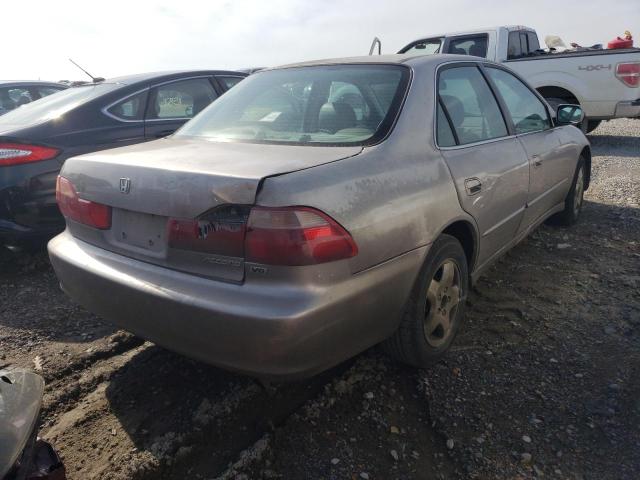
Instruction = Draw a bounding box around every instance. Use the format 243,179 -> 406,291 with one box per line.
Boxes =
144,77 -> 219,139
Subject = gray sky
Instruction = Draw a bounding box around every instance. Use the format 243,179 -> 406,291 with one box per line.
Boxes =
4,0 -> 639,81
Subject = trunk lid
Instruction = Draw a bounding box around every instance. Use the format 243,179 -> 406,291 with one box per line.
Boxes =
61,137 -> 362,282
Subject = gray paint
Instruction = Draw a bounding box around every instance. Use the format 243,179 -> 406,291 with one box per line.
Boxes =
49,54 -> 589,378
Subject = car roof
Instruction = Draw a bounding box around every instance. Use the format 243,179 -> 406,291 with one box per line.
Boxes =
0,80 -> 66,87
271,53 -> 488,70
103,70 -> 247,86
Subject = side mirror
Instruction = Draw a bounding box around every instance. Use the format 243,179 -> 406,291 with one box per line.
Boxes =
556,104 -> 584,126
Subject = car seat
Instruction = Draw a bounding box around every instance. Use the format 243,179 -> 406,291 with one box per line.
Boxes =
440,94 -> 479,144
318,102 -> 357,133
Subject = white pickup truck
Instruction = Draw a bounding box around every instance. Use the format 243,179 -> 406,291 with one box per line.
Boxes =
396,25 -> 640,132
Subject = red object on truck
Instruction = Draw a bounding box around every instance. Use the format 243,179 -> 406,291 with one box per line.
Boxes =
608,31 -> 633,49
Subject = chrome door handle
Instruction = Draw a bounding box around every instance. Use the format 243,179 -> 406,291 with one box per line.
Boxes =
532,155 -> 543,168
464,178 -> 482,196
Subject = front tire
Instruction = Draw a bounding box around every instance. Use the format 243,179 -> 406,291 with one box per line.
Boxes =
553,157 -> 586,226
383,234 -> 469,368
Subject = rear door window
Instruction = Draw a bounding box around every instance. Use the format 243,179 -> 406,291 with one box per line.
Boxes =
147,78 -> 218,120
106,90 -> 148,121
437,66 -> 508,145
447,35 -> 488,58
436,101 -> 457,147
485,67 -> 550,134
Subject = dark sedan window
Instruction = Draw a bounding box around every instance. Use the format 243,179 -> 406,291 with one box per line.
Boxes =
0,87 -> 32,113
437,66 -> 508,146
147,78 -> 218,120
217,76 -> 244,90
176,65 -> 409,146
0,83 -> 118,125
37,86 -> 65,98
106,91 -> 148,121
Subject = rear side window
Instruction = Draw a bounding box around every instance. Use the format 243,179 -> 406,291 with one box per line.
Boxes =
37,86 -> 64,98
437,66 -> 507,145
106,90 -> 148,121
527,32 -> 540,52
507,31 -> 522,59
0,88 -> 33,113
147,78 -> 218,120
217,76 -> 244,90
447,35 -> 488,58
0,83 -> 118,125
485,68 -> 550,134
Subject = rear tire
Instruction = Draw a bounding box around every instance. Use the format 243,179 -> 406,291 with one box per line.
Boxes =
383,234 -> 469,368
586,120 -> 602,134
552,157 -> 586,226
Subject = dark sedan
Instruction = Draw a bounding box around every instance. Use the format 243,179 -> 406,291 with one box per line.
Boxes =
0,81 -> 67,115
0,70 -> 246,246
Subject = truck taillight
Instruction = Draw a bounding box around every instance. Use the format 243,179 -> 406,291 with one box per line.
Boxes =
245,206 -> 358,266
616,62 -> 640,87
0,142 -> 59,167
56,176 -> 111,229
168,206 -> 358,266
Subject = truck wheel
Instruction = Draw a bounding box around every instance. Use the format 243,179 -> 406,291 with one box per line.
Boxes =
383,234 -> 468,367
552,157 -> 586,226
586,120 -> 601,133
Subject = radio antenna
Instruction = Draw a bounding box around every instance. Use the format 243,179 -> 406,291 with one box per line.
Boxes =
69,59 -> 105,83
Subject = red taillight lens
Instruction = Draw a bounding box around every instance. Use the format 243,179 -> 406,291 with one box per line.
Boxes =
616,62 -> 640,87
245,207 -> 358,266
168,206 -> 358,266
168,206 -> 249,257
56,176 -> 111,229
0,142 -> 59,167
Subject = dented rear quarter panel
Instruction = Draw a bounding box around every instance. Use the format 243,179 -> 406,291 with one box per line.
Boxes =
257,61 -> 472,274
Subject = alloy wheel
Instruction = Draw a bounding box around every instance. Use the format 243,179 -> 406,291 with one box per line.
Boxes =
424,259 -> 461,348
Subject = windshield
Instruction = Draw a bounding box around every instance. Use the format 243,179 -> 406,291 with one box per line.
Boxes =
401,38 -> 443,56
0,83 -> 118,125
176,65 -> 410,146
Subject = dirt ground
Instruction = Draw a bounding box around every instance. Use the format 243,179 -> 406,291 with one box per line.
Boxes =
1,119 -> 638,480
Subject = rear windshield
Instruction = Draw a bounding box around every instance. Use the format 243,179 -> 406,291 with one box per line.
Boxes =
176,65 -> 410,146
0,83 -> 118,125
400,38 -> 444,56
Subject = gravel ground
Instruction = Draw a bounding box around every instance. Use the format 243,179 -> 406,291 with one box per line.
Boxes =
1,118 -> 638,479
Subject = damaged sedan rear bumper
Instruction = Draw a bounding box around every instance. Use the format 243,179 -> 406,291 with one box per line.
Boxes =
48,230 -> 425,379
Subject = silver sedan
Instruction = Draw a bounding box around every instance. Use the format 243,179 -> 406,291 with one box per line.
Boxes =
48,54 -> 590,378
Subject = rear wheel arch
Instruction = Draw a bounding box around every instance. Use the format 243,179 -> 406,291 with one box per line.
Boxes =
440,220 -> 477,274
580,146 -> 592,190
536,86 -> 580,105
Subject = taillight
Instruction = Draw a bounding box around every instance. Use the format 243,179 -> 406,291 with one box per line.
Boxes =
245,206 -> 358,265
0,142 -> 59,167
616,62 -> 640,87
56,176 -> 111,229
168,205 -> 250,257
168,206 -> 358,266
